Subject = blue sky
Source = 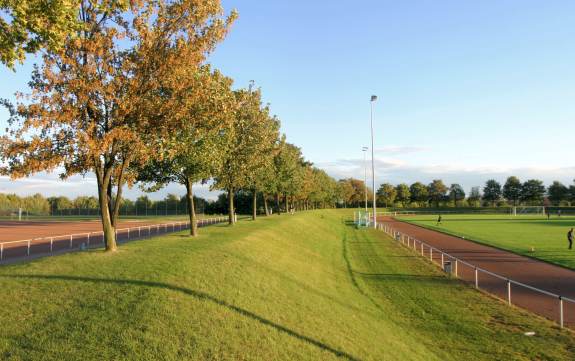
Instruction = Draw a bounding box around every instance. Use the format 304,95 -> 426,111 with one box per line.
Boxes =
1,0 -> 575,199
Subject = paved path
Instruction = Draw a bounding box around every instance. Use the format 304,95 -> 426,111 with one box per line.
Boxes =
379,216 -> 575,327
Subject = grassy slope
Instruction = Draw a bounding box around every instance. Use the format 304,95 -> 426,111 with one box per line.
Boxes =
0,210 -> 573,360
398,214 -> 575,269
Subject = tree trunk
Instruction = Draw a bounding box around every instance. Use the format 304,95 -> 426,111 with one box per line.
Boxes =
97,178 -> 117,252
111,162 -> 128,227
275,193 -> 281,215
252,189 -> 257,220
228,188 -> 235,225
185,178 -> 198,236
107,180 -> 114,225
285,193 -> 289,213
263,194 -> 270,216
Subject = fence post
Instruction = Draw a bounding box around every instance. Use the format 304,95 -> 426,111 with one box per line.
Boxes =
28,240 -> 31,256
0,243 -> 3,261
128,228 -> 130,240
50,237 -> 53,252
441,252 -> 444,268
430,248 -> 433,262
70,234 -> 73,248
138,227 -> 141,238
507,280 -> 512,305
454,259 -> 458,277
421,243 -> 424,256
87,233 -> 90,246
474,268 -> 478,289
559,297 -> 564,329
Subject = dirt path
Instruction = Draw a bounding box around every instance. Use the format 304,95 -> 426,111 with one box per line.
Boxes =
379,216 -> 575,327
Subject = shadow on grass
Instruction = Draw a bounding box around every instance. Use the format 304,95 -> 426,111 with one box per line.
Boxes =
0,274 -> 360,361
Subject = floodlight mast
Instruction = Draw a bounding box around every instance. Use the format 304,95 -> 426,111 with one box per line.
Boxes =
370,95 -> 377,228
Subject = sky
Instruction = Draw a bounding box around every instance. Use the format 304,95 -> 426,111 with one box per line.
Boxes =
1,0 -> 575,200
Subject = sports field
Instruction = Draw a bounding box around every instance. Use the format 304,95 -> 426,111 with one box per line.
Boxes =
0,210 -> 574,360
397,214 -> 575,270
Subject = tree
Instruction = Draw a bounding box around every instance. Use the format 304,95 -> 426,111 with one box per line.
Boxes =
569,180 -> 575,206
241,96 -> 281,221
409,182 -> 428,206
136,67 -> 234,236
521,179 -> 546,204
337,179 -> 355,208
377,183 -> 397,207
135,196 -> 152,215
268,141 -> 305,215
502,176 -> 522,206
0,0 -> 104,68
427,179 -> 447,207
47,196 -> 72,212
395,183 -> 411,207
482,179 -> 502,206
448,184 -> 465,206
1,0 -> 236,251
548,181 -> 568,206
73,196 -> 99,210
308,168 -> 338,209
468,186 -> 482,207
213,88 -> 281,224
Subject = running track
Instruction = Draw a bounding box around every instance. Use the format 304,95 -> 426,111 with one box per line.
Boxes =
379,216 -> 575,327
0,218 -> 225,263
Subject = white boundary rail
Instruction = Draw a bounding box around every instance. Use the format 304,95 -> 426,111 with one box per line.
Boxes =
376,221 -> 575,329
0,216 -> 227,263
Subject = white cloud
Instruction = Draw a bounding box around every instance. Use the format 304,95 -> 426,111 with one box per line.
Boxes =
373,145 -> 430,155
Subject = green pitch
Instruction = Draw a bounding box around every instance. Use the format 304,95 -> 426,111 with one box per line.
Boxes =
397,214 -> 575,269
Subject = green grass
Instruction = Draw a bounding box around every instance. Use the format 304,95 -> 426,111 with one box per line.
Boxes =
0,210 -> 574,360
397,214 -> 575,269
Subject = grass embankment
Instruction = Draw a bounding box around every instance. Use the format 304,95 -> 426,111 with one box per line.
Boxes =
398,214 -> 575,269
0,210 -> 573,360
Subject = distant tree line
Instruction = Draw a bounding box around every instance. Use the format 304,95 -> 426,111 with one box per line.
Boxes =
336,177 -> 575,208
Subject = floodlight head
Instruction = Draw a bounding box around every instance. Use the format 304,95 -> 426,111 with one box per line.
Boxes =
371,95 -> 378,102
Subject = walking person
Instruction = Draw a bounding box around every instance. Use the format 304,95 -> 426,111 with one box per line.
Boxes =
436,214 -> 442,226
568,228 -> 573,250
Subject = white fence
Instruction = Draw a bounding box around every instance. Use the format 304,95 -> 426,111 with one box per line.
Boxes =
376,222 -> 575,329
0,216 -> 228,263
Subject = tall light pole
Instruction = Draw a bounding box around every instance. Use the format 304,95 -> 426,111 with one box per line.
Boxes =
362,147 -> 368,214
370,95 -> 378,228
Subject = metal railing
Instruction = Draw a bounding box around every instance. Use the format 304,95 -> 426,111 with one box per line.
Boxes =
376,222 -> 575,329
0,216 -> 228,263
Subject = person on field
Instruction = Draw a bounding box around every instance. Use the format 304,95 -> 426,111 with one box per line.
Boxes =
568,228 -> 574,250
547,210 -> 551,220
436,214 -> 442,226
558,210 -> 562,218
